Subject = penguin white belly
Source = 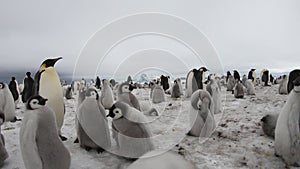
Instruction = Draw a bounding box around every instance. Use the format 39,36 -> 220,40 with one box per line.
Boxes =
186,72 -> 194,97
275,107 -> 291,156
101,89 -> 114,109
39,70 -> 64,132
0,85 -> 16,122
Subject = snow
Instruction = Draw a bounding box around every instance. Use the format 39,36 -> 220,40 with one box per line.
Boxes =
0,84 -> 294,169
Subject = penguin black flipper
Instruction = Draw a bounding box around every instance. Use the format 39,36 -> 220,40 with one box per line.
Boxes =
33,70 -> 45,95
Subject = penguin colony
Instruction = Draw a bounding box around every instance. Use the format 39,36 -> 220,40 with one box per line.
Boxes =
0,56 -> 300,168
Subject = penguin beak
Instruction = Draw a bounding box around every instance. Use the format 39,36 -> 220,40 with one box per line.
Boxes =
40,98 -> 48,105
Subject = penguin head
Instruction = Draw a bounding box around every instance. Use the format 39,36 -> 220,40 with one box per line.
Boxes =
118,82 -> 132,94
293,77 -> 300,92
11,77 -> 16,81
199,67 -> 208,72
27,95 -> 48,110
26,72 -> 31,77
107,102 -> 125,120
251,69 -> 256,72
0,82 -> 5,89
0,113 -> 5,125
85,88 -> 99,100
39,57 -> 62,71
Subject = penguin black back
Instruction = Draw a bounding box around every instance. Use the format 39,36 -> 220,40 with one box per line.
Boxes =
288,69 -> 300,93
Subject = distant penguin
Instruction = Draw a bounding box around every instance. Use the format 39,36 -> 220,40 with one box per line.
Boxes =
186,67 -> 208,97
65,86 -> 73,99
245,79 -> 255,95
20,95 -> 70,169
287,69 -> 300,93
241,75 -> 247,86
160,75 -> 170,91
95,76 -> 101,89
233,70 -> 240,81
22,72 -> 34,103
261,113 -> 278,138
117,82 -> 141,111
226,71 -> 232,83
33,57 -> 67,140
226,75 -> 235,92
127,75 -> 133,83
8,77 -> 19,106
149,82 -> 156,99
234,80 -> 244,98
279,75 -> 288,95
100,79 -> 114,109
206,79 -> 222,114
0,82 -> 16,122
110,79 -> 116,88
275,76 -> 300,166
152,85 -> 165,104
126,150 -> 196,169
248,69 -> 256,86
171,80 -> 181,98
176,78 -> 183,95
187,90 -> 216,137
261,69 -> 270,86
77,86 -> 86,108
107,101 -> 154,158
76,88 -> 111,153
0,113 -> 8,167
270,74 -> 274,84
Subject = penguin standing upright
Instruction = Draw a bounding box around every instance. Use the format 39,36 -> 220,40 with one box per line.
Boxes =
77,88 -> 111,153
226,75 -> 235,92
95,76 -> 101,89
279,75 -> 288,95
160,75 -> 170,91
206,79 -> 222,114
20,95 -> 70,169
248,69 -> 256,86
186,67 -> 208,98
151,84 -> 165,104
117,82 -> 141,111
107,101 -> 155,158
33,57 -> 67,140
176,78 -> 183,95
245,79 -> 255,95
234,80 -> 244,98
171,80 -> 181,98
100,79 -> 114,109
8,77 -> 19,108
22,72 -> 34,103
261,69 -> 270,86
233,70 -> 240,81
0,113 -> 8,167
275,76 -> 300,166
226,71 -> 232,83
287,69 -> 300,93
0,82 -> 17,122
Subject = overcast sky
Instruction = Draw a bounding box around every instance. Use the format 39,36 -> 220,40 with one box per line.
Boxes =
1,0 -> 300,80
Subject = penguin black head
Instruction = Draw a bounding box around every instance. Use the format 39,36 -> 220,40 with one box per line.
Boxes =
0,82 -> 5,89
293,76 -> 300,86
85,88 -> 99,100
107,104 -> 123,120
26,72 -> 31,77
0,113 -> 5,125
27,95 -> 48,110
11,77 -> 16,81
199,67 -> 208,72
251,69 -> 256,71
40,57 -> 62,70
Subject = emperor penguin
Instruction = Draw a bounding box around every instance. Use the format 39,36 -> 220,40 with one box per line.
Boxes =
275,76 -> 300,166
186,67 -> 208,98
20,95 -> 70,169
279,75 -> 288,95
171,80 -> 181,98
261,69 -> 270,86
0,82 -> 17,122
0,113 -> 8,167
33,57 -> 67,140
233,70 -> 240,81
149,82 -> 155,99
22,72 -> 34,103
226,71 -> 232,83
248,69 -> 256,86
234,80 -> 244,98
65,86 -> 73,99
8,77 -> 20,108
241,75 -> 247,86
287,69 -> 300,93
107,101 -> 155,158
187,90 -> 216,137
261,113 -> 278,138
117,82 -> 141,111
76,88 -> 111,153
151,84 -> 165,104
126,150 -> 196,169
100,79 -> 114,109
95,76 -> 101,89
160,75 -> 170,91
176,78 -> 183,95
226,75 -> 235,92
206,79 -> 222,114
245,79 -> 255,95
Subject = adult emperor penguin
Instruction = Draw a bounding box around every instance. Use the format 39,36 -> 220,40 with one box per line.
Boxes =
261,69 -> 270,86
287,69 -> 300,93
126,150 -> 196,169
275,76 -> 300,166
100,79 -> 114,109
95,76 -> 101,89
187,89 -> 216,137
234,80 -> 244,98
160,75 -> 170,91
245,79 -> 255,95
248,69 -> 256,86
0,82 -> 17,122
151,84 -> 165,104
233,70 -> 240,81
33,57 -> 67,140
20,95 -> 70,169
22,72 -> 34,103
117,81 -> 141,111
186,67 -> 208,98
171,80 -> 181,98
76,88 -> 111,153
0,113 -> 8,167
8,77 -> 19,108
279,75 -> 288,95
206,79 -> 222,114
107,101 -> 155,158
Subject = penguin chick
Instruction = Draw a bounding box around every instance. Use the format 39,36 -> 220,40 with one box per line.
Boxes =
117,82 -> 141,111
261,113 -> 278,138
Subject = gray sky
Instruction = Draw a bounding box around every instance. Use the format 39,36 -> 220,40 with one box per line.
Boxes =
1,0 -> 300,80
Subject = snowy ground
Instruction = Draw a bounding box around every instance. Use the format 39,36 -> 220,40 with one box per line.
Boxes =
1,84 -> 296,169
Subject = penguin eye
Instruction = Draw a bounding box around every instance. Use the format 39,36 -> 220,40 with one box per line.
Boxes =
113,108 -> 121,115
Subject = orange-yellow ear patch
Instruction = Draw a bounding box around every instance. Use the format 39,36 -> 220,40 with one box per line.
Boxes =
39,63 -> 46,71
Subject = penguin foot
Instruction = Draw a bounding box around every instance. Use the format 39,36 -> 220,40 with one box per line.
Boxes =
97,148 -> 104,154
74,138 -> 79,143
59,135 -> 68,141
